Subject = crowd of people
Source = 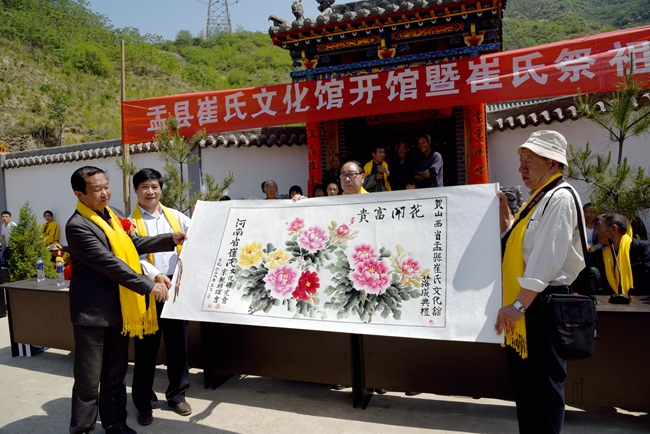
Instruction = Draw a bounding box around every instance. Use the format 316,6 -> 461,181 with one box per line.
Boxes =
2,129 -> 648,434
260,133 -> 445,200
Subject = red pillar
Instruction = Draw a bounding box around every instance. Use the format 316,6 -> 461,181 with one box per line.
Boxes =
306,121 -> 322,197
467,104 -> 489,184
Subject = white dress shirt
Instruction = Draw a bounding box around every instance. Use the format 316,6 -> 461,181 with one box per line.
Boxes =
518,183 -> 586,292
131,205 -> 191,280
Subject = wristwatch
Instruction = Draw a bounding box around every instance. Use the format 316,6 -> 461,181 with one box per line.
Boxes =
513,299 -> 527,314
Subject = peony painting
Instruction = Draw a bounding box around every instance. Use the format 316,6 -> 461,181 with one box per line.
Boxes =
227,215 -> 430,323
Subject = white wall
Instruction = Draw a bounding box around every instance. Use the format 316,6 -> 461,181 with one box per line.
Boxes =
4,153 -> 164,246
200,145 -> 308,199
487,118 -> 650,202
2,146 -> 308,245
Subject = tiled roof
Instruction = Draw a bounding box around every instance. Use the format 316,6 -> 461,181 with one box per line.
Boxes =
269,0 -> 503,35
2,128 -> 307,169
485,92 -> 650,133
200,127 -> 307,148
2,141 -> 151,169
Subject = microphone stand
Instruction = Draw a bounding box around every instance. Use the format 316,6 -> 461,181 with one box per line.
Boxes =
608,237 -> 631,304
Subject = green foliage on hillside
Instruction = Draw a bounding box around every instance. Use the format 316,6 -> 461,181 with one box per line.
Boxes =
503,0 -> 650,50
0,0 -> 293,148
0,0 -> 648,148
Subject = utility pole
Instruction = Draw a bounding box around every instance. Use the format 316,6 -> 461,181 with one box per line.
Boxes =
205,0 -> 233,38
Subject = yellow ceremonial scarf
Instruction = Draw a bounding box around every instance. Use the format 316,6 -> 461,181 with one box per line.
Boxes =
76,201 -> 158,338
343,187 -> 369,195
364,161 -> 392,191
502,173 -> 563,359
131,203 -> 183,265
42,221 -> 60,245
603,234 -> 633,295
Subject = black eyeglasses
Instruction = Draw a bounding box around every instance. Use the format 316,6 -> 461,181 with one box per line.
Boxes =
340,172 -> 362,180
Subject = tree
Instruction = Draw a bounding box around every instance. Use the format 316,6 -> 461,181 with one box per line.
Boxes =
574,64 -> 650,166
154,116 -> 234,214
8,202 -> 55,281
566,144 -> 650,232
40,84 -> 74,147
567,67 -> 650,235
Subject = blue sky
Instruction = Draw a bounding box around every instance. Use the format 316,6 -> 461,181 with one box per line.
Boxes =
87,0 -> 322,41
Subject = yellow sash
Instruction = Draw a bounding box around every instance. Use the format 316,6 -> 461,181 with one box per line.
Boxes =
75,201 -> 157,338
502,173 -> 563,359
364,161 -> 392,191
42,221 -> 60,245
343,187 -> 369,195
603,234 -> 633,295
131,204 -> 183,265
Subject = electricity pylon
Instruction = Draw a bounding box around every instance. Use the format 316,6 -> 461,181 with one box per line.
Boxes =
205,0 -> 233,37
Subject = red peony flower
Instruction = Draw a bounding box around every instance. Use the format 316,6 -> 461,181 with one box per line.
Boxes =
292,270 -> 320,301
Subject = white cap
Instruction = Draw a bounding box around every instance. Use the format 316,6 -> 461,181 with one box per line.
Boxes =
517,130 -> 568,166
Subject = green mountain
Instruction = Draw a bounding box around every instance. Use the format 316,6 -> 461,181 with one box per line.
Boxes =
0,0 -> 648,151
503,0 -> 650,49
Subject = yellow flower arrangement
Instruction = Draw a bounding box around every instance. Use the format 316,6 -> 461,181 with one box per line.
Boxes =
237,241 -> 263,268
265,249 -> 290,270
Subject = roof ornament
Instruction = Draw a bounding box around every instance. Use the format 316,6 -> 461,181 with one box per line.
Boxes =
292,0 -> 305,22
316,0 -> 335,17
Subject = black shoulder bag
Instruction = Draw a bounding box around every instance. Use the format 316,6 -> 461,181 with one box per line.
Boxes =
542,186 -> 599,360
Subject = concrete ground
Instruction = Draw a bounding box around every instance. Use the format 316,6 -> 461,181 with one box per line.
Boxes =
0,316 -> 648,434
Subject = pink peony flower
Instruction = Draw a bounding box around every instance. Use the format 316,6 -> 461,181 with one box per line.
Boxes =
351,243 -> 377,265
401,257 -> 421,276
336,224 -> 350,237
287,217 -> 305,233
350,258 -> 392,295
298,226 -> 328,252
264,264 -> 299,299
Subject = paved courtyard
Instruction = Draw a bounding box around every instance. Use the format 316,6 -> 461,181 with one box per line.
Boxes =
0,316 -> 647,433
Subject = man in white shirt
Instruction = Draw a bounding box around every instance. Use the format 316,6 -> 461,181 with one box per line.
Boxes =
0,211 -> 17,265
496,130 -> 585,433
129,169 -> 192,426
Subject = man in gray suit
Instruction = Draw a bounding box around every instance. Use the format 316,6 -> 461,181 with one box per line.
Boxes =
66,166 -> 186,434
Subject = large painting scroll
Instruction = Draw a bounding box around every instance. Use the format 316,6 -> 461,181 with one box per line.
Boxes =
162,184 -> 504,344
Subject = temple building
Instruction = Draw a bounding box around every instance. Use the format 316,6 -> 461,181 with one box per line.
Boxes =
268,0 -> 507,187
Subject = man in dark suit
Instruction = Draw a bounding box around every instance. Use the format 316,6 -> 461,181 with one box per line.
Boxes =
66,166 -> 186,434
591,212 -> 650,295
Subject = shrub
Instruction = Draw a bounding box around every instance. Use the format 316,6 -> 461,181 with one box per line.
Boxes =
7,202 -> 55,281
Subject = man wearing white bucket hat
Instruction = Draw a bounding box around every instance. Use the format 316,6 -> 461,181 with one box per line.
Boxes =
496,130 -> 586,433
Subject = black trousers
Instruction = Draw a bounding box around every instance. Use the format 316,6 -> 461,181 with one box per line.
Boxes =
507,291 -> 567,434
132,299 -> 190,412
70,324 -> 128,434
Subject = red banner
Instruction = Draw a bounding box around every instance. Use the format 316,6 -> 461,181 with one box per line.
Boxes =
122,26 -> 650,145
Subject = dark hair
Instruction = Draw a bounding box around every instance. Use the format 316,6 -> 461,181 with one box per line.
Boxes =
372,145 -> 386,154
1,211 -> 10,217
43,210 -> 53,218
342,160 -> 364,173
218,195 -> 231,201
133,168 -> 163,190
289,185 -> 303,196
312,184 -> 326,195
583,202 -> 593,209
600,213 -> 628,235
417,133 -> 431,143
71,166 -> 107,194
326,182 -> 340,195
